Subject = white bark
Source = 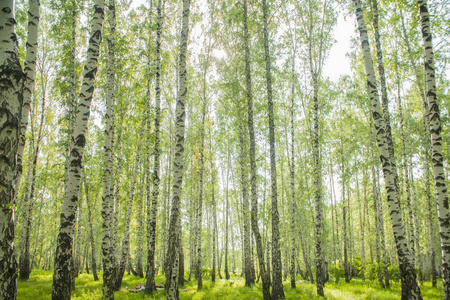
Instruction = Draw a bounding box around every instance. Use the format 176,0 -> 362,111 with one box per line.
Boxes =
101,0 -> 116,297
418,0 -> 450,297
352,0 -> 422,297
14,0 -> 40,201
165,0 -> 190,298
0,4 -> 24,298
52,1 -> 105,298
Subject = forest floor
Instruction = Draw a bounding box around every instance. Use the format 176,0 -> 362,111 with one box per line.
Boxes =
18,270 -> 443,299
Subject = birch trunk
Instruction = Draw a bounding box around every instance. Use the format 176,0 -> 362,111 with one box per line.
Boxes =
399,13 -> 428,283
19,81 -> 45,280
289,71 -> 296,288
352,0 -> 422,297
145,0 -> 162,293
14,0 -> 40,201
196,92 -> 207,291
396,56 -> 417,271
144,0 -> 154,280
178,214 -> 185,286
188,175 -> 196,281
244,0 -> 270,298
100,1 -> 116,297
237,101 -> 253,286
376,166 -> 390,288
17,0 -> 40,280
164,1 -> 190,298
224,152 -> 230,280
74,190 -> 83,278
135,185 -> 144,278
418,0 -> 450,296
115,123 -> 144,290
83,175 -> 98,281
52,1 -> 104,298
312,49 -> 325,298
111,120 -> 123,276
343,202 -> 350,283
371,155 -> 384,288
410,161 -> 423,283
360,170 -> 366,281
341,145 -> 350,283
425,141 -> 437,286
330,165 -> 337,266
212,163 -> 217,282
261,0 -> 284,298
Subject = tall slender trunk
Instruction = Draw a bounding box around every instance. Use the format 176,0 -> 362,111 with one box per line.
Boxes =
52,1 -> 105,298
312,49 -> 325,299
74,190 -> 83,278
396,53 -> 416,269
289,66 -> 296,288
19,80 -> 45,280
178,208 -> 185,286
244,0 -> 270,298
0,4 -> 23,290
83,175 -> 98,281
135,186 -> 144,278
371,138 -> 384,288
115,123 -> 144,290
343,202 -> 350,283
399,12 -> 429,284
196,85 -> 207,292
145,0 -> 162,293
188,173 -> 196,281
14,0 -> 40,202
410,160 -> 423,283
101,1 -> 116,298
237,98 -> 253,286
353,0 -> 422,297
17,0 -> 40,282
425,141 -> 437,286
212,158 -> 217,282
341,140 -> 350,283
330,164 -> 337,267
224,149 -> 230,280
111,124 -> 122,276
376,166 -> 390,288
165,1 -> 190,298
261,0 -> 284,298
418,0 -> 450,296
332,168 -> 341,265
360,169 -> 366,281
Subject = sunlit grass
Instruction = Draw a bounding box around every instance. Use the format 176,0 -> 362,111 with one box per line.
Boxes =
17,269 -> 444,299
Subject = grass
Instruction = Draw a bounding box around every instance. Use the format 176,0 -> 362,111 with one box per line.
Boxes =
17,270 -> 444,299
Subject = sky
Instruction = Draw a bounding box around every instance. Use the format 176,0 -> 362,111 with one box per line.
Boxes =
323,13 -> 355,82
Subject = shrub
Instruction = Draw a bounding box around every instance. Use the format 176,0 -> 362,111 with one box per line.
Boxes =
329,264 -> 344,283
389,265 -> 401,282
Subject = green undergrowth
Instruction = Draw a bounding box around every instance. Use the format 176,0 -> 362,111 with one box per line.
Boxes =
17,269 -> 443,299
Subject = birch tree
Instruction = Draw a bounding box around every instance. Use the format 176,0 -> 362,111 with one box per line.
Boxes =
14,0 -> 40,203
101,0 -> 117,298
83,175 -> 98,281
51,0 -> 105,298
244,0 -> 270,298
418,0 -> 450,297
261,0 -> 284,298
0,2 -> 24,299
19,72 -> 46,280
165,0 -> 191,298
352,0 -> 422,297
115,121 -> 145,289
146,0 -> 163,293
